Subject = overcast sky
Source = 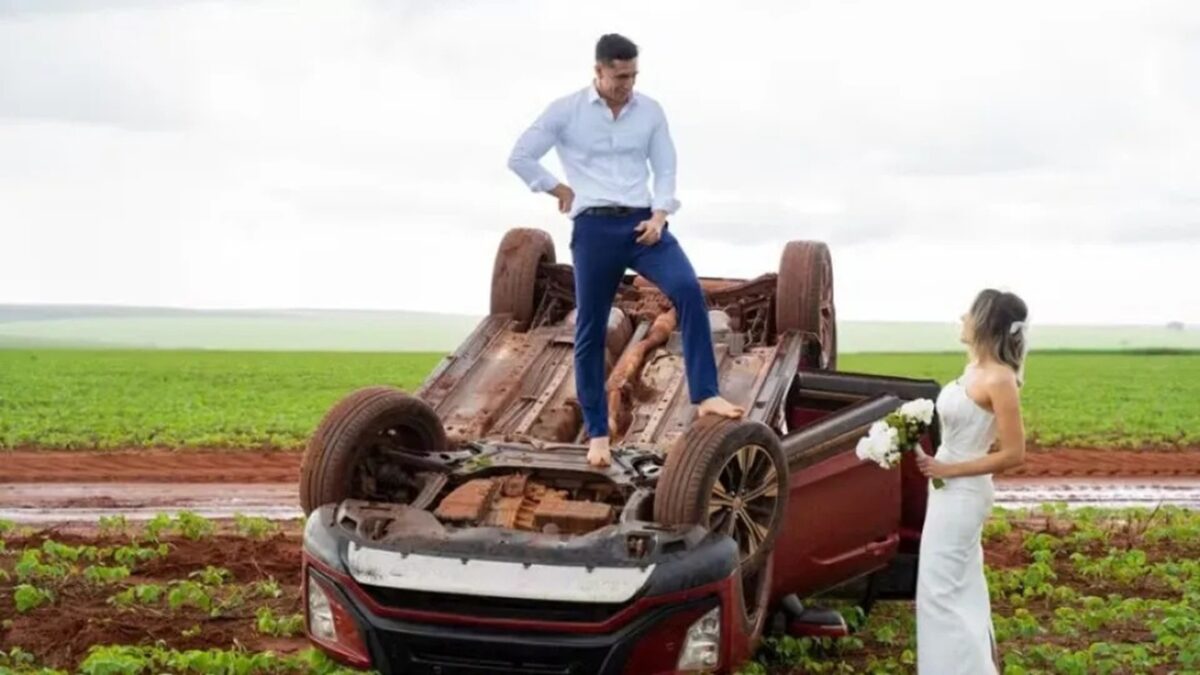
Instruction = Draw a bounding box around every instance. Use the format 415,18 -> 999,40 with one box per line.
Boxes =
1,0 -> 1197,324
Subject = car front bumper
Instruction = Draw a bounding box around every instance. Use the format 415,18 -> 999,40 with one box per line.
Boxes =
301,504 -> 746,675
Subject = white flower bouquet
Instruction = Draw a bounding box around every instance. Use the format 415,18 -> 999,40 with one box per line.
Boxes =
855,398 -> 944,489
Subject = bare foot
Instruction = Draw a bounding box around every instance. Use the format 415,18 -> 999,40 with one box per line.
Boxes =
587,437 -> 612,468
697,396 -> 745,420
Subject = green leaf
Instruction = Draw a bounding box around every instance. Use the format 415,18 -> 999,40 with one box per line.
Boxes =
13,584 -> 53,613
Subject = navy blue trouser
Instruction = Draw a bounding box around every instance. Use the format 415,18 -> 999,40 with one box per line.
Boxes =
571,209 -> 720,439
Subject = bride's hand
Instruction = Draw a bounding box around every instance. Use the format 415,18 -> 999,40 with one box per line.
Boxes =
915,450 -> 953,479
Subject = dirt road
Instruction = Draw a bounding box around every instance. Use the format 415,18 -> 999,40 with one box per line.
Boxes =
3,447 -> 1199,522
5,446 -> 1200,483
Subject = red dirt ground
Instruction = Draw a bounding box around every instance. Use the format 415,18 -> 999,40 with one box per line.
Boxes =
0,450 -> 301,483
1004,447 -> 1200,478
3,446 -> 1199,483
6,515 -> 1196,672
0,529 -> 308,669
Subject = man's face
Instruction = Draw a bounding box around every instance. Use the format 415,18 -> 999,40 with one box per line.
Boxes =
595,58 -> 638,103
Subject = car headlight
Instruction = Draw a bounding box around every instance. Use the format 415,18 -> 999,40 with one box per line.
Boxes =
307,572 -> 337,640
304,570 -> 371,668
677,607 -> 721,671
303,507 -> 347,573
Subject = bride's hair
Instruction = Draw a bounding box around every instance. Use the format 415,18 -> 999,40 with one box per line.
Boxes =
968,289 -> 1029,385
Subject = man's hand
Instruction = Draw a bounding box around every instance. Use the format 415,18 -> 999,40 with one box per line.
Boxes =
635,213 -> 667,246
549,184 -> 575,214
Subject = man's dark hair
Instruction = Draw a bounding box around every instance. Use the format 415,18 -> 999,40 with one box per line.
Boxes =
595,34 -> 638,64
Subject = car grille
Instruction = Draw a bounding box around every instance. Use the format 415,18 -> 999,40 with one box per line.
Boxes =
362,585 -> 630,623
360,593 -> 721,675
379,633 -> 610,675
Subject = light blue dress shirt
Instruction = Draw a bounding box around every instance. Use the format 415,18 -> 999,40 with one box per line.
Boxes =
508,85 -> 681,219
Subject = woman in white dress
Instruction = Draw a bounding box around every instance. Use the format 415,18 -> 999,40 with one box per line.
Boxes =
914,289 -> 1030,674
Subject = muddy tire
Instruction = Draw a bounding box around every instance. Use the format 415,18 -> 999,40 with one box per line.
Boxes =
739,558 -> 774,648
776,240 -> 837,369
490,228 -> 556,331
299,386 -> 447,515
654,417 -> 789,573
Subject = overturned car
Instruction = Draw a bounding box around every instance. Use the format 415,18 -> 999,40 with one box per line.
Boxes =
299,228 -> 940,674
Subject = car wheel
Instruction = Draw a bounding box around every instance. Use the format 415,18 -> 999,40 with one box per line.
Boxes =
300,386 -> 447,515
490,227 -> 556,331
775,240 -> 836,369
654,417 -> 789,573
739,557 -> 774,646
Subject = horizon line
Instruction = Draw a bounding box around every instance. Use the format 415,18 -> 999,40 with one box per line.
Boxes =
0,301 -> 1191,329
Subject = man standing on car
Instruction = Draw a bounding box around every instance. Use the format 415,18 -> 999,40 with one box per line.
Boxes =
507,33 -> 744,468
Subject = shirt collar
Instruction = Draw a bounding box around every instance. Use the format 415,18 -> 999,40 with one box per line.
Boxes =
588,82 -> 638,108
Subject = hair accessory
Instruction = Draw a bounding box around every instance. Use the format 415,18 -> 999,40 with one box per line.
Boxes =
1009,320 -> 1027,335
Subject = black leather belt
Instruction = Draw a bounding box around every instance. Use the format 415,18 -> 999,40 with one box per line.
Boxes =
578,206 -> 651,218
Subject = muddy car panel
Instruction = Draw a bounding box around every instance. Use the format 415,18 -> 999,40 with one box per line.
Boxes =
417,271 -> 799,448
302,247 -> 939,673
303,370 -> 940,674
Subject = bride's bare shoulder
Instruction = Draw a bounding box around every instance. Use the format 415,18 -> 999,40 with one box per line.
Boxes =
978,363 -> 1020,392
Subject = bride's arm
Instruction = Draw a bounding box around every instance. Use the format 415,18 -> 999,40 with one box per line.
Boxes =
916,371 -> 1027,480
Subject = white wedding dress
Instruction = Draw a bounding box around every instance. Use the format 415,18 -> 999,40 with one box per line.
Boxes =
916,364 -> 1000,674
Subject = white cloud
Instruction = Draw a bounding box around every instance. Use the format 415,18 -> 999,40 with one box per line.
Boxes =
0,0 -> 1197,324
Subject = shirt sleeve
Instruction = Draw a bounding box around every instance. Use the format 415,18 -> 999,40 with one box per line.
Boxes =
648,105 -> 681,215
507,99 -> 566,193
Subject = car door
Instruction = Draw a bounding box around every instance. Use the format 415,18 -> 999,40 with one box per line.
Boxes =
769,370 -> 941,600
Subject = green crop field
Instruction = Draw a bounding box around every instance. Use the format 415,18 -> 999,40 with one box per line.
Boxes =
5,507 -> 1200,673
744,504 -> 1200,673
0,350 -> 1196,451
841,352 -> 1200,448
0,350 -> 443,450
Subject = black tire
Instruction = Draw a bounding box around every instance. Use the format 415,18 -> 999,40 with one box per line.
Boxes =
739,558 -> 774,646
654,418 -> 789,573
776,241 -> 837,369
490,228 -> 556,331
300,386 -> 447,515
